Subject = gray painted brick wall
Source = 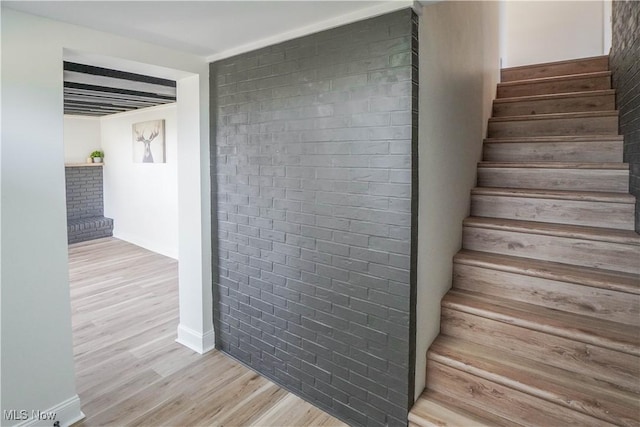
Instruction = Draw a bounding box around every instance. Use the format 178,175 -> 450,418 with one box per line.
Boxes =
611,0 -> 640,232
65,166 -> 105,220
65,165 -> 113,243
211,9 -> 418,427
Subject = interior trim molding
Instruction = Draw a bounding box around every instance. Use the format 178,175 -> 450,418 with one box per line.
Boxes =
14,395 -> 84,427
206,0 -> 417,62
176,323 -> 215,355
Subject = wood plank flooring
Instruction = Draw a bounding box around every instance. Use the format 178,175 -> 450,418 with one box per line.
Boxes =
69,237 -> 346,427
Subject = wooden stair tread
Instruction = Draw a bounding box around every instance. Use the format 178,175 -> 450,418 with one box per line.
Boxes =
410,391 -> 517,427
497,70 -> 611,87
415,54 -> 639,427
471,187 -> 636,204
479,161 -> 629,170
442,289 -> 640,355
429,336 -> 640,426
501,55 -> 609,74
484,135 -> 623,144
463,216 -> 640,245
454,249 -> 640,295
428,360 -> 621,427
493,89 -> 615,104
489,110 -> 619,122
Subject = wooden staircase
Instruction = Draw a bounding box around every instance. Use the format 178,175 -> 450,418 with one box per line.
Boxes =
409,56 -> 640,426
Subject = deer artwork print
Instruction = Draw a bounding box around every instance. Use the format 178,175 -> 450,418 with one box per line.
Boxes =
132,120 -> 165,163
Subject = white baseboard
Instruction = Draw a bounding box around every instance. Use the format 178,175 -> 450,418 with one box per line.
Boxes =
14,395 -> 84,427
176,324 -> 215,354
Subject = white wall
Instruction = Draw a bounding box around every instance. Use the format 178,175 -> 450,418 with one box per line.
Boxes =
175,75 -> 215,354
63,109 -> 179,259
504,1 -> 606,67
416,1 -> 500,398
1,8 -> 210,426
101,104 -> 178,259
64,116 -> 101,163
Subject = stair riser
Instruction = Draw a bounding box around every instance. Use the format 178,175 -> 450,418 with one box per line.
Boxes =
471,195 -> 635,230
477,168 -> 629,193
497,75 -> 610,98
410,394 -> 506,427
463,226 -> 640,274
493,93 -> 615,117
501,57 -> 609,82
440,308 -> 640,394
483,141 -> 623,162
426,360 -> 614,427
453,263 -> 640,325
488,115 -> 618,138
430,346 -> 637,427
409,396 -> 499,427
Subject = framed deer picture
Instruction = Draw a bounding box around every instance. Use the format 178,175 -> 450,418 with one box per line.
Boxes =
132,119 -> 165,163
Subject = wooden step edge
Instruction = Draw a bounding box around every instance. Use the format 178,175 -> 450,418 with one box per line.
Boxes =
454,249 -> 640,295
493,89 -> 616,104
484,135 -> 624,144
478,161 -> 629,170
431,336 -> 640,405
471,187 -> 636,204
463,216 -> 640,246
410,392 -> 515,427
427,360 -> 622,427
501,55 -> 609,74
429,336 -> 640,424
488,110 -> 619,122
442,290 -> 640,356
497,70 -> 611,87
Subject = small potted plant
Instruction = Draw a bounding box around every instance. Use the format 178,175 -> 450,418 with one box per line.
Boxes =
90,150 -> 104,163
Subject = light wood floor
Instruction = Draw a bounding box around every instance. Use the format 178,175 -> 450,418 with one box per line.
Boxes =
69,237 -> 346,427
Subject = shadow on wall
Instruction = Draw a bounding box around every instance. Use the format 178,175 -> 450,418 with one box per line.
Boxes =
211,75 -> 221,354
610,0 -> 640,232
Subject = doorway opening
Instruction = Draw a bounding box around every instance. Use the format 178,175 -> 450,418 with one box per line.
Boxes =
61,50 -> 213,420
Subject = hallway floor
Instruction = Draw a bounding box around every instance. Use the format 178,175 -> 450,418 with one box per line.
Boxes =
69,237 -> 346,426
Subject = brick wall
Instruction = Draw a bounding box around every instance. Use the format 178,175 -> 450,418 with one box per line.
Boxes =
65,165 -> 113,244
211,9 -> 418,427
611,0 -> 640,231
65,165 -> 104,220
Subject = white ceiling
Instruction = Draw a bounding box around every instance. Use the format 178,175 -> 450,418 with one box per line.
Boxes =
3,1 -> 417,61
